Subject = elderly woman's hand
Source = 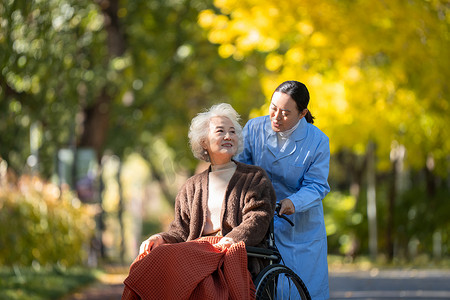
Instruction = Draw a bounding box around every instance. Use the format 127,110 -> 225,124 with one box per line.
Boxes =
139,234 -> 166,255
213,236 -> 235,249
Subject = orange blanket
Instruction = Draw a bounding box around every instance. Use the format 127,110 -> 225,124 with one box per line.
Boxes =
122,236 -> 255,300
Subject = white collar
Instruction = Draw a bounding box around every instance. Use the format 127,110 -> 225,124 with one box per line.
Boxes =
278,118 -> 301,139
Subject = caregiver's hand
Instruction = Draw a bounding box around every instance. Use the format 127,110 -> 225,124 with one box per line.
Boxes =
279,198 -> 295,215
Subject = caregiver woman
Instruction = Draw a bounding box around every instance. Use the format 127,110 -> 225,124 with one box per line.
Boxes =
236,80 -> 331,300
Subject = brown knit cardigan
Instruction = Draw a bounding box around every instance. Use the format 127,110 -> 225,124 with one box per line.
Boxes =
158,161 -> 276,274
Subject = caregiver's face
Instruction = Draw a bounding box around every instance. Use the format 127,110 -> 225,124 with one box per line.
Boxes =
270,92 -> 303,132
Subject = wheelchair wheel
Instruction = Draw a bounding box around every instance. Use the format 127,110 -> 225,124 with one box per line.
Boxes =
254,264 -> 311,300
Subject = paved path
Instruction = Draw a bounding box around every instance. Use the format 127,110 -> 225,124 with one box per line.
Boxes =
63,268 -> 450,300
62,271 -> 126,300
329,269 -> 450,300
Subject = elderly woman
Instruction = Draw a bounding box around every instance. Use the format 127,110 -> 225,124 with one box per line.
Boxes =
122,103 -> 276,300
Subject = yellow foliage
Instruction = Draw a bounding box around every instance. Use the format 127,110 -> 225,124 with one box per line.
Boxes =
285,47 -> 304,64
342,47 -> 362,65
200,0 -> 450,172
198,9 -> 216,28
309,32 -> 328,47
296,21 -> 314,36
265,53 -> 283,71
218,43 -> 236,58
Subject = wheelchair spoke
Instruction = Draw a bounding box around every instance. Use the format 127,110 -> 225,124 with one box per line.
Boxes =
254,264 -> 311,300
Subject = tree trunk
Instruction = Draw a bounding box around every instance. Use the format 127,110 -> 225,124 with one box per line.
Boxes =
78,0 -> 126,261
386,157 -> 397,262
117,159 -> 125,263
146,153 -> 177,207
79,0 -> 126,157
79,90 -> 111,159
386,144 -> 406,262
347,151 -> 365,259
425,154 -> 436,198
366,141 -> 378,261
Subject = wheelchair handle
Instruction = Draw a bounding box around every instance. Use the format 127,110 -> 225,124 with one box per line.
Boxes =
275,203 -> 294,227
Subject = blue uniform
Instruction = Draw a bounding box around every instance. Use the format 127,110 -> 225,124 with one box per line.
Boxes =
236,115 -> 330,300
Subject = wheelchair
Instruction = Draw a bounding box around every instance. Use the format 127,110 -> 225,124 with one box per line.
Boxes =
246,204 -> 311,300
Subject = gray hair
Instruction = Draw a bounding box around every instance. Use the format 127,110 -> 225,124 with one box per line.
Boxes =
188,103 -> 243,162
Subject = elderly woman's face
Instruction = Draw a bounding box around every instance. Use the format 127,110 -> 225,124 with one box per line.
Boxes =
203,116 -> 238,164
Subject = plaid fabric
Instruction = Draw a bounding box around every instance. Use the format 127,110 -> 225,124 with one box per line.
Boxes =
122,236 -> 255,300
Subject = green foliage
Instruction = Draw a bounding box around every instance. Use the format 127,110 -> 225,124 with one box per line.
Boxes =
394,181 -> 450,258
325,169 -> 450,259
0,0 -> 107,176
324,191 -> 361,255
106,0 -> 267,170
0,266 -> 98,300
0,0 -> 267,177
141,219 -> 163,241
0,175 -> 95,267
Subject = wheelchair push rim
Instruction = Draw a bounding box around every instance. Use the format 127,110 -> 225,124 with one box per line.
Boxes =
253,264 -> 311,300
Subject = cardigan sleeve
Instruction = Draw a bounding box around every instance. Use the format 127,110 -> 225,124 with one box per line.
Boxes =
159,181 -> 192,244
224,167 -> 276,246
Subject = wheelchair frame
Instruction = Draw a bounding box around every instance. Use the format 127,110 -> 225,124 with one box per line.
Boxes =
246,208 -> 311,300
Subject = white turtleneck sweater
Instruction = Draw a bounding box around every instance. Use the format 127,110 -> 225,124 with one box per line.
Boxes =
203,161 -> 237,236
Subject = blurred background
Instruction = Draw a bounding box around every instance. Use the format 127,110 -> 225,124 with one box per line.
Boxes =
1,0 -> 449,280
